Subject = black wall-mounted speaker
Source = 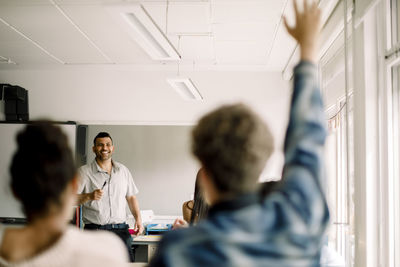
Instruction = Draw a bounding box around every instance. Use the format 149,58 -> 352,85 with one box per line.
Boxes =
1,84 -> 29,122
4,85 -> 26,101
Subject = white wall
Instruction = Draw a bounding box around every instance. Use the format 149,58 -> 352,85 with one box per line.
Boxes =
0,68 -> 289,128
0,68 -> 291,214
86,125 -> 198,216
0,67 -> 290,176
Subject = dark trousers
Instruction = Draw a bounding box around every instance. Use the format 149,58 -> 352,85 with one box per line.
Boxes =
84,223 -> 134,262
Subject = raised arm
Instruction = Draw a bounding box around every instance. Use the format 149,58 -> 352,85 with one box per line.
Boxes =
271,0 -> 328,228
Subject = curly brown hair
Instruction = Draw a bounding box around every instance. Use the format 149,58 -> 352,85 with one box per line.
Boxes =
192,103 -> 274,194
10,121 -> 76,220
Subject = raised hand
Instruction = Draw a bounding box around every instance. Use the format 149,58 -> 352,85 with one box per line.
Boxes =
283,0 -> 322,63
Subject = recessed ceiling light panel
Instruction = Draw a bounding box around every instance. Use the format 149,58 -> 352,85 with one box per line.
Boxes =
167,78 -> 203,101
109,4 -> 181,61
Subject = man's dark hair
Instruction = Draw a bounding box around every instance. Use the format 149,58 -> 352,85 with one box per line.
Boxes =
192,103 -> 274,194
93,132 -> 113,145
10,121 -> 77,221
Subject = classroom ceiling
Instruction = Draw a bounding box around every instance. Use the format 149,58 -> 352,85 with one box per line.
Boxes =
0,0 -> 336,165
0,0 -> 297,71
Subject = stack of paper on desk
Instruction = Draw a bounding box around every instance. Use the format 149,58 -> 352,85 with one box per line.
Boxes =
148,224 -> 169,230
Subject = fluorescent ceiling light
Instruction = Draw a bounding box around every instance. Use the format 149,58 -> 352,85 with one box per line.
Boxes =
120,5 -> 180,61
167,78 -> 203,101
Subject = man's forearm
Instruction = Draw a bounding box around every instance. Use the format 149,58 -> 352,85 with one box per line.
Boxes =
131,200 -> 142,223
127,196 -> 142,223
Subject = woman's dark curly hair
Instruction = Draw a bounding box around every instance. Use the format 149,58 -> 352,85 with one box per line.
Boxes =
10,121 -> 77,220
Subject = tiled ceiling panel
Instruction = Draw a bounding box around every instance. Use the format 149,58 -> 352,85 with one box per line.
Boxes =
142,2 -> 212,62
55,0 -> 126,4
213,22 -> 276,42
0,0 -> 49,5
167,3 -> 210,33
266,23 -> 296,70
215,41 -> 269,64
179,36 -> 214,61
265,0 -> 296,70
141,3 -> 167,36
60,4 -> 156,64
0,21 -> 59,65
211,0 -> 286,24
0,0 -> 301,71
0,5 -> 107,64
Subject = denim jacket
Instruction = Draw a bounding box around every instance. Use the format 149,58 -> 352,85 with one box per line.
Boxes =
149,61 -> 329,267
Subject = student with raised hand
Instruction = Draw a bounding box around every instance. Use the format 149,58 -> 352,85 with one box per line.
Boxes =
0,122 -> 128,267
150,0 -> 329,266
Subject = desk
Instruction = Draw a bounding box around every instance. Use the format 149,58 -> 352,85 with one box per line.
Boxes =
132,235 -> 161,262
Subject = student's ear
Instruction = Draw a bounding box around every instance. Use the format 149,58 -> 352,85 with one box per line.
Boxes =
92,146 -> 95,153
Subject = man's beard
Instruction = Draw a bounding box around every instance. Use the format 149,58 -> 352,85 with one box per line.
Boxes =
96,151 -> 111,160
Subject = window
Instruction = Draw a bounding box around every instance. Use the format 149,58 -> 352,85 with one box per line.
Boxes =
319,1 -> 354,266
383,1 -> 400,266
390,0 -> 400,46
325,95 -> 354,266
390,64 -> 400,267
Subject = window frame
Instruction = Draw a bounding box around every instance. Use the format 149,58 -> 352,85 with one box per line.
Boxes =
378,0 -> 400,266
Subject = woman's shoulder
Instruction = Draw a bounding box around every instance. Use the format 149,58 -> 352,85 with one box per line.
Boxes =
63,227 -> 129,262
67,226 -> 125,248
0,226 -> 129,267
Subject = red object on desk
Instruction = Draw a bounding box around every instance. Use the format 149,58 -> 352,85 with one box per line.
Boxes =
129,228 -> 139,235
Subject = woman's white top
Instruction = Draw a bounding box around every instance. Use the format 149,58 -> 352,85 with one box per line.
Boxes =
0,225 -> 128,267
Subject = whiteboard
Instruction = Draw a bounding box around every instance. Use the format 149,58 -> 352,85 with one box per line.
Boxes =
0,123 -> 76,218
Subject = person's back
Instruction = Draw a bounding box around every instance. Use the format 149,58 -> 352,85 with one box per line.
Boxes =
0,225 -> 127,267
150,1 -> 329,266
0,122 -> 128,266
154,187 -> 326,266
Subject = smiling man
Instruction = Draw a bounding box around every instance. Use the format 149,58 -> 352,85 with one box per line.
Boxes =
77,132 -> 143,262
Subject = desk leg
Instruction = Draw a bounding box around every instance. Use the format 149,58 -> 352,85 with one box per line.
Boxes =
148,244 -> 158,261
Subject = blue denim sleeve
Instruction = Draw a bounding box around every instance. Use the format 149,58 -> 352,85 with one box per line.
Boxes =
273,61 -> 329,230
